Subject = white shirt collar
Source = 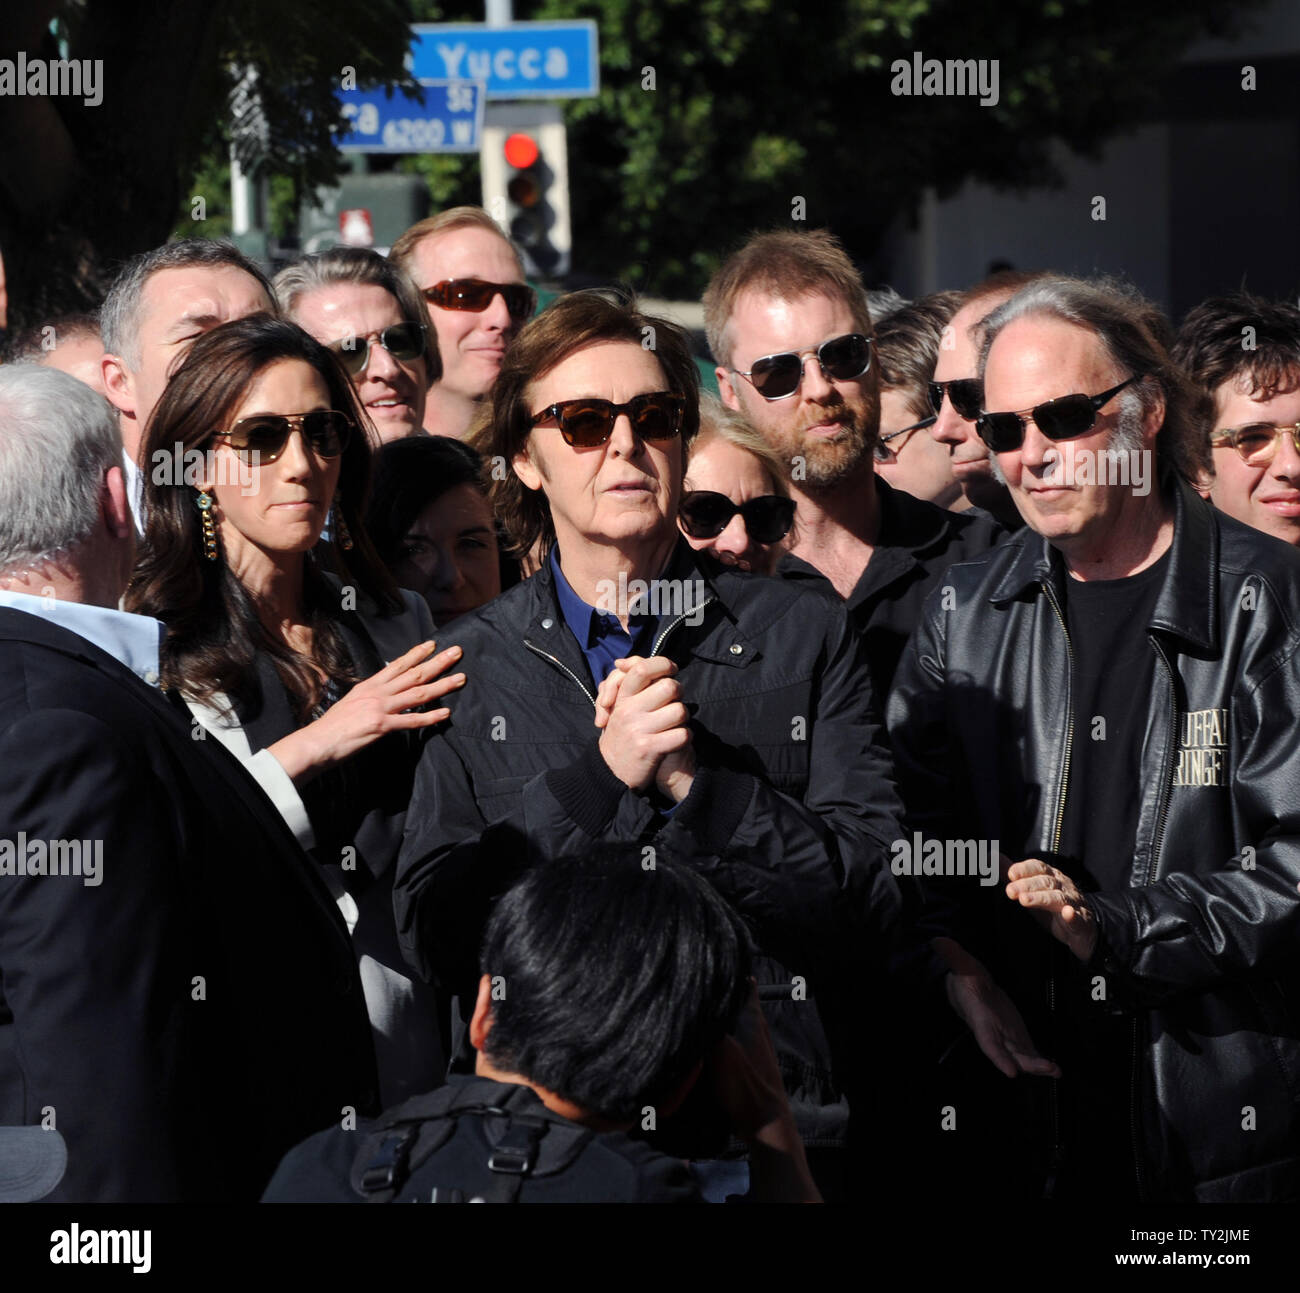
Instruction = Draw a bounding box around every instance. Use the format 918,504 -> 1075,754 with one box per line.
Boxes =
0,591 -> 164,687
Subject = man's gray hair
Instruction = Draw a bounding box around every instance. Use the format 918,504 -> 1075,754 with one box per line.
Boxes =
0,365 -> 122,575
272,247 -> 441,382
100,238 -> 275,369
977,275 -> 1210,485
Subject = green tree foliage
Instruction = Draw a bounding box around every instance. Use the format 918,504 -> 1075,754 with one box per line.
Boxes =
534,0 -> 1262,296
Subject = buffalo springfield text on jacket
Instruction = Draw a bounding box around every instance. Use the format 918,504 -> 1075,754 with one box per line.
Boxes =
1173,707 -> 1229,787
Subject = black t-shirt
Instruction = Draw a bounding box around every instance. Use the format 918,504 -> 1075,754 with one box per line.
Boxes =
1053,548 -> 1169,1200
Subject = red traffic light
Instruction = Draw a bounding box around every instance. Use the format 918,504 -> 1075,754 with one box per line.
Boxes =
504,133 -> 540,169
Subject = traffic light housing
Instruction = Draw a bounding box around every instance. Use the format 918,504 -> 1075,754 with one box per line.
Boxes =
503,131 -> 559,274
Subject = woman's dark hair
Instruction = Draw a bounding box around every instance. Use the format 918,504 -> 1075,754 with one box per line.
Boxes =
366,435 -> 490,567
127,313 -> 403,722
475,290 -> 701,561
479,850 -> 752,1124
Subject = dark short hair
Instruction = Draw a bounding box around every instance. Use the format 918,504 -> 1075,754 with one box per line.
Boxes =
874,290 -> 964,421
2,311 -> 101,364
478,291 -> 701,561
479,851 -> 752,1124
1173,291 -> 1300,407
366,434 -> 489,567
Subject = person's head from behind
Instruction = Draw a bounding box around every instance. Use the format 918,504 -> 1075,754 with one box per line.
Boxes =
679,395 -> 795,574
483,291 -> 701,566
274,248 -> 440,444
1173,291 -> 1300,547
872,290 -> 965,509
0,365 -> 132,608
391,206 -> 534,413
470,850 -> 751,1127
367,435 -> 502,625
101,239 -> 275,456
4,313 -> 108,397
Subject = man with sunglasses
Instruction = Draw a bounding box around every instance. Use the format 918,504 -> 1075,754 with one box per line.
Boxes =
391,207 -> 536,440
1173,290 -> 1300,548
705,229 -> 1002,699
888,274 -> 1300,1202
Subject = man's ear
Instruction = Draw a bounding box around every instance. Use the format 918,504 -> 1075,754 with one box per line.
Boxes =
468,972 -> 495,1052
716,367 -> 741,412
1140,383 -> 1166,448
102,465 -> 133,540
101,353 -> 136,419
512,440 -> 543,492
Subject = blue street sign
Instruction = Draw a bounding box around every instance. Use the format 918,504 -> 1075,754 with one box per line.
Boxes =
336,79 -> 485,154
410,22 -> 599,99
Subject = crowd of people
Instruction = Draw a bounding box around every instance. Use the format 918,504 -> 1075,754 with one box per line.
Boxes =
0,209 -> 1297,1204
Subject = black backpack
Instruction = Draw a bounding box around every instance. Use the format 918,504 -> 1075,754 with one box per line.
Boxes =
349,1078 -> 596,1204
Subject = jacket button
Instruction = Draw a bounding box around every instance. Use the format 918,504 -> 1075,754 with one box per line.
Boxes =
730,644 -> 743,655
541,617 -> 554,629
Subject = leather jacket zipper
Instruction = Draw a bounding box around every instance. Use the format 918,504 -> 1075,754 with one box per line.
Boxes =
651,596 -> 716,657
1041,579 -> 1074,1196
522,639 -> 597,708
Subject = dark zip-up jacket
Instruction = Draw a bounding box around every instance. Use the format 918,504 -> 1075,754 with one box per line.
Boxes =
395,540 -> 910,1147
887,479 -> 1300,1202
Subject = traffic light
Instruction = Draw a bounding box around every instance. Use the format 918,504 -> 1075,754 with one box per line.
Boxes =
481,105 -> 571,278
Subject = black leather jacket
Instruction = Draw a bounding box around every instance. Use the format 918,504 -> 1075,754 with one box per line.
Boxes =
887,480 -> 1300,1202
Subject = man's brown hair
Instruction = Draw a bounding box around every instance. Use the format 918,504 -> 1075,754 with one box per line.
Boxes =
703,229 -> 872,370
875,290 -> 964,421
479,292 -> 701,560
389,206 -> 525,281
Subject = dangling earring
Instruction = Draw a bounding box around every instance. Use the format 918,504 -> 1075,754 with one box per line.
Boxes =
196,491 -> 219,562
333,501 -> 354,551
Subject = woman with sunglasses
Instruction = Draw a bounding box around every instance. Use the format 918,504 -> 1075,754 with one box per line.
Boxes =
394,292 -> 910,1197
274,248 -> 440,443
129,314 -> 466,1106
678,396 -> 796,574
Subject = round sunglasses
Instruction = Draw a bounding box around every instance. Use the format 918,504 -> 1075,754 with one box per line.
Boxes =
328,322 -> 425,378
530,392 -> 685,448
1210,422 -> 1300,466
423,278 -> 537,323
975,375 -> 1143,452
678,490 -> 796,545
211,410 -> 352,464
732,333 -> 872,401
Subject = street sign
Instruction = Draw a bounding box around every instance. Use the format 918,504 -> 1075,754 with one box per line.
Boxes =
336,79 -> 485,154
411,21 -> 599,99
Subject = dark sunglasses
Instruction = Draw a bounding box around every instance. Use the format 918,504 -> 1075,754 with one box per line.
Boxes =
328,322 -> 425,378
212,410 -> 352,464
873,414 -> 937,463
975,376 -> 1143,453
530,391 -> 685,448
678,490 -> 796,545
423,278 -> 537,322
928,377 -> 983,422
1210,422 -> 1300,466
732,333 -> 872,401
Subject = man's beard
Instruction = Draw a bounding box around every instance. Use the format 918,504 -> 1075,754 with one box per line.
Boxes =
773,398 -> 874,492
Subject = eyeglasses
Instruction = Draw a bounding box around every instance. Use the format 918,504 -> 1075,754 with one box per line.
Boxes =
678,490 -> 796,545
328,322 -> 425,377
975,376 -> 1143,453
732,333 -> 872,401
423,279 -> 537,323
873,414 -> 937,464
1210,422 -> 1300,466
928,378 -> 983,422
212,410 -> 352,464
530,392 -> 685,448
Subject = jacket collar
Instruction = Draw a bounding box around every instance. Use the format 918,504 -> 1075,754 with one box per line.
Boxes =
989,475 -> 1218,651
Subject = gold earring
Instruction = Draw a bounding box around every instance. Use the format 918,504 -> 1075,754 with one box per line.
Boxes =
333,502 -> 354,551
196,491 -> 219,562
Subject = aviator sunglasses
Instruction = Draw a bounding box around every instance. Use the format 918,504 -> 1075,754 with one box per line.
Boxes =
732,333 -> 872,401
530,392 -> 686,448
328,322 -> 425,378
678,490 -> 797,545
211,410 -> 353,464
975,375 -> 1143,453
423,278 -> 538,323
